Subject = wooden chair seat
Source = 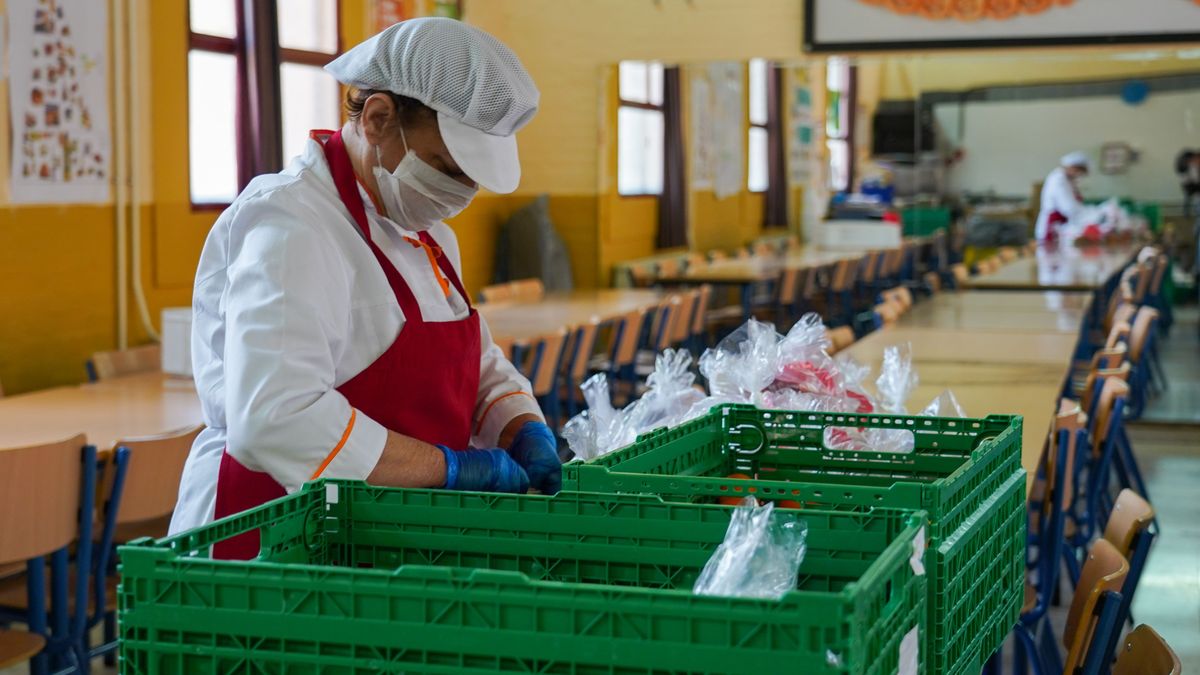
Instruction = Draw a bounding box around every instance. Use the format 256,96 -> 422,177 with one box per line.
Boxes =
0,629 -> 46,670
1113,625 -> 1180,675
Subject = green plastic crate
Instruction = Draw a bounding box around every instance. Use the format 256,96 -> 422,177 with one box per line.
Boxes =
563,404 -> 1026,675
119,481 -> 927,674
901,207 -> 951,237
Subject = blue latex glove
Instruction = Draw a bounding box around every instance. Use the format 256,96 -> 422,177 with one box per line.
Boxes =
438,446 -> 529,493
507,421 -> 562,495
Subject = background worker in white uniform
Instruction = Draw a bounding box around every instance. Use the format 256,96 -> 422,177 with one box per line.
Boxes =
1035,151 -> 1091,242
171,18 -> 562,558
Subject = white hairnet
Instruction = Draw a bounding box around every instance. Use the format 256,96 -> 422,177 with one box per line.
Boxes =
326,18 -> 539,194
1060,152 -> 1090,171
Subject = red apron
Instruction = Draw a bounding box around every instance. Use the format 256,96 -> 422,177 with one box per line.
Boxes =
1043,183 -> 1083,242
212,129 -> 481,560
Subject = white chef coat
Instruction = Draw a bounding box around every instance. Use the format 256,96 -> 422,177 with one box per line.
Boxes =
1035,167 -> 1084,240
169,137 -> 543,535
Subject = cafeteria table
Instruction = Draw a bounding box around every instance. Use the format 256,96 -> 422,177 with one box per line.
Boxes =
968,241 -> 1140,292
478,288 -> 662,342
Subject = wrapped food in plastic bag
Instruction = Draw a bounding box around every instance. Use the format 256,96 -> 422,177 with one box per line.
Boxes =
773,313 -> 843,397
699,319 -> 782,402
693,497 -> 808,600
875,343 -> 918,414
920,389 -> 967,418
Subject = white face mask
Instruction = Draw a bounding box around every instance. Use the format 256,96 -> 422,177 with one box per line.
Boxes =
372,126 -> 477,232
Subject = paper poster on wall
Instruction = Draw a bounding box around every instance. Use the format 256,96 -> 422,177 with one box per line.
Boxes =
375,0 -> 462,30
709,62 -> 744,200
788,81 -> 816,184
688,71 -> 714,190
8,0 -> 110,204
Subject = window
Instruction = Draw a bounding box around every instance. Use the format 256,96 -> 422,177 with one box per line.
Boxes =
617,61 -> 664,196
277,0 -> 341,169
187,1 -> 341,206
747,58 -> 769,193
825,57 -> 856,193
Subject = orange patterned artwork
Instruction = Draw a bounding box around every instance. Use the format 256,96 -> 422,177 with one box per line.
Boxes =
857,0 -> 1076,20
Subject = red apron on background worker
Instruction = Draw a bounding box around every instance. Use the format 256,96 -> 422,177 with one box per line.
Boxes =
1035,151 -> 1091,242
170,18 -> 561,558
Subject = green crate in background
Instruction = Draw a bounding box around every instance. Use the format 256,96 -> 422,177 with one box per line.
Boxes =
563,404 -> 1026,675
120,481 -> 927,675
901,206 -> 951,237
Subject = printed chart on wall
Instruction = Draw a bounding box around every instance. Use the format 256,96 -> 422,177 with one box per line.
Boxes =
8,0 -> 110,204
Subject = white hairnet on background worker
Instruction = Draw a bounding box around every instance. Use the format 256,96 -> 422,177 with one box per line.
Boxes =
1035,151 -> 1091,242
171,18 -> 562,557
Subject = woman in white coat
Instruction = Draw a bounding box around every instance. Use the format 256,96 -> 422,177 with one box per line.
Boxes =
171,19 -> 562,559
1035,152 -> 1090,242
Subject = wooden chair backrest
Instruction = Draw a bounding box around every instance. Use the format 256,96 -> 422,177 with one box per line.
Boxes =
1131,263 -> 1152,303
859,251 -> 881,284
685,253 -> 705,269
831,258 -> 857,292
1054,401 -> 1085,511
875,302 -> 900,325
708,250 -> 728,262
1106,321 -> 1132,350
1092,344 -> 1127,370
826,326 -> 855,354
525,328 -> 569,397
630,265 -> 654,287
999,247 -> 1018,262
753,242 -> 773,257
951,263 -> 969,284
1081,362 -> 1131,414
1129,307 -> 1158,363
612,308 -> 649,368
509,278 -> 545,302
652,295 -> 683,350
924,271 -> 942,293
777,267 -> 800,306
565,319 -> 601,382
1110,303 -> 1137,333
92,345 -> 161,380
657,258 -> 681,279
0,434 -> 86,564
480,284 -> 515,304
1063,539 -> 1129,674
671,291 -> 697,343
690,285 -> 712,336
493,335 -> 516,361
735,248 -> 752,260
1103,489 -> 1155,560
1091,377 -> 1130,450
1112,625 -> 1180,675
112,425 -> 204,525
1148,255 -> 1167,296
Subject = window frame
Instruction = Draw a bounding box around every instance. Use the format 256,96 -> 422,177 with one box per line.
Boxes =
747,59 -> 770,195
825,59 -> 858,193
186,0 -> 342,211
617,61 -> 665,199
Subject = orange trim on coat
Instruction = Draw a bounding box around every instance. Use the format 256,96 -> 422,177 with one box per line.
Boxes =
311,408 -> 358,480
474,391 -> 536,436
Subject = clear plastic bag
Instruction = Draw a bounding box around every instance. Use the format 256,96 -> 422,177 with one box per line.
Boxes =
625,349 -> 707,434
693,497 -> 808,600
875,343 -> 918,414
920,389 -> 966,418
563,350 -> 706,461
698,319 -> 782,402
560,374 -> 638,462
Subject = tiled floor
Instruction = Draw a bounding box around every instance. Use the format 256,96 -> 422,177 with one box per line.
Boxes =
1141,305 -> 1200,425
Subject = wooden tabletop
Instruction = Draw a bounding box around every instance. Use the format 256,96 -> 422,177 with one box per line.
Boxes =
659,247 -> 870,286
902,291 -> 1091,334
0,373 -> 203,450
843,326 -> 1080,367
842,296 -> 1080,490
968,242 -> 1139,291
479,288 -> 662,341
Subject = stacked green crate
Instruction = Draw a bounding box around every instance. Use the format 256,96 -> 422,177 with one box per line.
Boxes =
564,404 -> 1026,675
120,481 -> 927,674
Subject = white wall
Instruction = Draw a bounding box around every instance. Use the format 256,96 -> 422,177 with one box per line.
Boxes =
934,89 -> 1200,203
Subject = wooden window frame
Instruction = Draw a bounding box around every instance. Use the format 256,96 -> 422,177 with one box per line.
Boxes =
617,61 -> 665,199
186,0 -> 341,211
